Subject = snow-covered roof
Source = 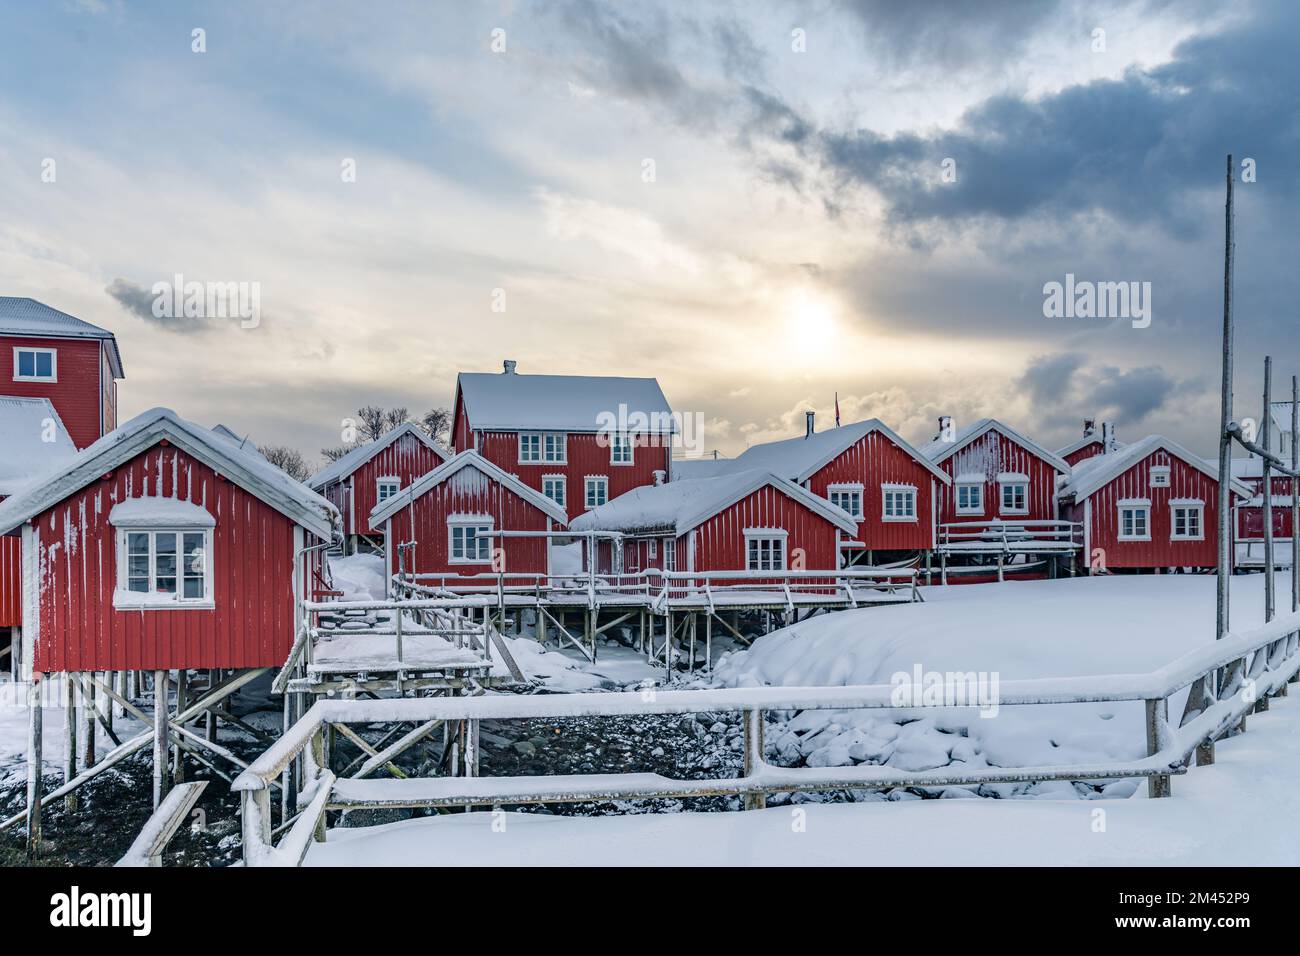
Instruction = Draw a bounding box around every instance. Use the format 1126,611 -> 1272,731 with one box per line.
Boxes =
1233,457 -> 1264,480
210,423 -> 268,461
569,468 -> 858,537
307,422 -> 448,489
1057,435 -> 1253,503
0,407 -> 339,540
0,396 -> 76,497
369,449 -> 568,527
456,370 -> 674,433
672,458 -> 733,480
921,418 -> 1069,474
109,496 -> 216,528
0,297 -> 124,378
1055,432 -> 1125,458
724,419 -> 950,485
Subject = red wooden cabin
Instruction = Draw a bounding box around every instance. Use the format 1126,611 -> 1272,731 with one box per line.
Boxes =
308,422 -> 448,552
0,407 -> 338,677
1,298 -> 123,664
1057,420 -> 1123,468
717,413 -> 950,563
369,449 -> 568,589
1233,401 -> 1298,563
1057,436 -> 1249,571
922,418 -> 1069,526
451,361 -> 675,521
569,469 -> 857,582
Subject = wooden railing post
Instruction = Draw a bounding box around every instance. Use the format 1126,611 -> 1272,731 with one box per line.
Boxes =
1145,697 -> 1171,798
742,708 -> 766,810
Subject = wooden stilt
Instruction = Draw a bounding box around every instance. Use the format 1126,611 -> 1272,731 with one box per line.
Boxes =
206,669 -> 218,742
64,674 -> 77,813
705,613 -> 713,675
172,670 -> 187,784
26,677 -> 43,860
82,671 -> 97,769
153,670 -> 169,810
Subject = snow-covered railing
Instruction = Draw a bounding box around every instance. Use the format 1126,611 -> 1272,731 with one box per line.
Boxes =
234,608 -> 1300,865
115,781 -> 208,868
937,519 -> 1083,554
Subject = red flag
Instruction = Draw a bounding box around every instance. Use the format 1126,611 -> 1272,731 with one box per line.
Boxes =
835,392 -> 841,427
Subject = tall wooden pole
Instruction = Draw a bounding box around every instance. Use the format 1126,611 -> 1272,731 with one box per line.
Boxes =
26,676 -> 43,859
1263,356 -> 1275,622
1215,154 -> 1235,644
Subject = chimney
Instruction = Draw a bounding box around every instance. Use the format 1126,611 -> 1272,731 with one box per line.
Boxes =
1101,422 -> 1115,452
711,450 -> 719,460
937,415 -> 953,442
652,469 -> 665,486
502,359 -> 517,374
805,411 -> 815,438
1083,418 -> 1096,436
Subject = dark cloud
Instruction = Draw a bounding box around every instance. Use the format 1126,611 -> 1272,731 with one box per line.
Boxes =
1018,351 -> 1085,405
1088,364 -> 1178,423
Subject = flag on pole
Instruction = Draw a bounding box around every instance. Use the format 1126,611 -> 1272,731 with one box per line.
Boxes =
835,392 -> 841,427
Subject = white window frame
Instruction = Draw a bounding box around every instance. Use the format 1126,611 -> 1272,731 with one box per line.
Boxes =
447,516 -> 494,564
955,482 -> 984,515
376,476 -> 401,504
881,484 -> 918,522
1150,465 -> 1171,488
610,432 -> 634,466
1170,502 -> 1205,541
541,474 -> 566,507
647,538 -> 658,559
999,482 -> 1029,515
1118,502 -> 1151,541
827,483 -> 864,520
13,346 -> 57,383
518,432 -> 567,464
662,539 -> 676,572
114,528 -> 214,609
585,475 -> 609,509
744,529 -> 787,572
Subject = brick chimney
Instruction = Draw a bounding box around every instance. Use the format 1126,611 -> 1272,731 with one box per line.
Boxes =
503,359 -> 517,374
1083,418 -> 1096,436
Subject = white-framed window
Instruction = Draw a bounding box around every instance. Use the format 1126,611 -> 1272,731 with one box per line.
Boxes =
13,347 -> 56,382
610,433 -> 634,465
827,483 -> 864,519
1150,465 -> 1171,488
541,474 -> 566,507
1171,502 -> 1204,540
956,482 -> 984,515
585,476 -> 609,508
999,482 -> 1028,514
376,477 -> 400,504
116,529 -> 212,607
1118,502 -> 1151,541
663,540 -> 676,572
519,432 -> 566,464
882,485 -> 917,522
648,538 -> 658,559
745,530 -> 787,571
448,516 -> 493,563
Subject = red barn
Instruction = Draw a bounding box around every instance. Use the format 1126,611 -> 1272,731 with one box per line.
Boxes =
451,361 -> 675,521
369,449 -> 568,588
308,422 -> 448,552
922,418 -> 1069,527
569,469 -> 858,580
1057,436 -> 1249,572
1057,421 -> 1124,468
701,414 -> 950,563
0,407 -> 338,677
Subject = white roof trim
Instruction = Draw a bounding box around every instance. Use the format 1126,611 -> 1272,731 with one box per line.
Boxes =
0,407 -> 338,540
1058,435 -> 1253,503
731,419 -> 951,485
927,418 -> 1069,474
307,423 -> 448,489
368,449 -> 568,527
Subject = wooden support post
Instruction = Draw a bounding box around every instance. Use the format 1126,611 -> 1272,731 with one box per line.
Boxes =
153,670 -> 169,810
27,677 -> 43,860
206,669 -> 218,742
996,552 -> 1005,583
705,613 -> 713,676
64,674 -> 77,813
172,670 -> 186,784
688,613 -> 696,674
940,550 -> 948,586
639,609 -> 646,655
742,708 -> 766,811
82,671 -> 97,770
589,608 -> 598,663
311,727 -> 328,841
1145,698 -> 1171,798
664,609 -> 673,682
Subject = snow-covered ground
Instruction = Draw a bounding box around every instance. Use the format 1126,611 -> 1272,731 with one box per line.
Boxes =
304,691 -> 1300,866
713,574 -> 1291,787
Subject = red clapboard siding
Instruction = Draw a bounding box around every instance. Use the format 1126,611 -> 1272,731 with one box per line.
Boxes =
349,434 -> 447,536
383,461 -> 554,578
1237,475 -> 1295,539
688,485 -> 841,582
805,430 -> 937,550
1063,449 -> 1223,569
1063,441 -> 1105,467
934,429 -> 1061,526
0,533 -> 19,628
471,430 -> 671,521
0,336 -> 106,450
31,442 -> 311,672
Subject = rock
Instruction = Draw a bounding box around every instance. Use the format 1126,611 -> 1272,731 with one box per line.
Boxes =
512,741 -> 536,756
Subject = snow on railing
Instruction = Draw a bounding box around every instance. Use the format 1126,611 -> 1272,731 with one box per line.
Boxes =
234,608 -> 1300,865
938,519 -> 1083,553
115,781 -> 208,868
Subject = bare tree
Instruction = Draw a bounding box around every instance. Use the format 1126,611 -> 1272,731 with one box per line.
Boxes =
319,445 -> 351,463
421,407 -> 451,445
384,406 -> 410,432
356,405 -> 387,443
259,444 -> 312,482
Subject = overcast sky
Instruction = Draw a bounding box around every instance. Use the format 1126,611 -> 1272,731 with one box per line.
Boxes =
2,0 -> 1295,465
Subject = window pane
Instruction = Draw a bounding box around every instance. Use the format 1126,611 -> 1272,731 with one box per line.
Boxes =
128,532 -> 149,556
128,576 -> 149,593
18,351 -> 34,376
156,576 -> 177,593
128,554 -> 150,577
183,533 -> 205,573
183,577 -> 204,598
35,352 -> 52,377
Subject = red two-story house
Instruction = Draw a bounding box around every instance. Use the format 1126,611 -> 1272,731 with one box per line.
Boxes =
1,298 -> 124,672
451,361 -> 675,521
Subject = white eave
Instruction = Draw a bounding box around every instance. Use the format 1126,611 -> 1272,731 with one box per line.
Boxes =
307,422 -> 449,489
